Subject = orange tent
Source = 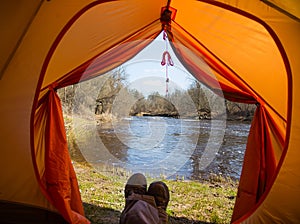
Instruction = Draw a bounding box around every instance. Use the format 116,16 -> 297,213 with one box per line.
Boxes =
0,0 -> 299,223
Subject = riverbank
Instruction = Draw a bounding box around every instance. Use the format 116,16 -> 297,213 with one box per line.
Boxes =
73,162 -> 238,224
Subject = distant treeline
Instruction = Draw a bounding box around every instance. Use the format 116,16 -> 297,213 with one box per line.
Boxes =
57,68 -> 256,121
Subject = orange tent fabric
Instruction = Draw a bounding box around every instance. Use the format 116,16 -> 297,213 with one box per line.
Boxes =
35,88 -> 89,223
0,0 -> 299,223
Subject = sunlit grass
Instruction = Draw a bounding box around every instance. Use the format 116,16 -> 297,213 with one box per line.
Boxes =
74,162 -> 238,224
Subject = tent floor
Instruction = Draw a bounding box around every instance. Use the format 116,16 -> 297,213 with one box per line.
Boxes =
0,201 -> 67,224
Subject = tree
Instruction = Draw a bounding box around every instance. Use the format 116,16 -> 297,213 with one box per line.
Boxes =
96,67 -> 127,114
57,67 -> 128,118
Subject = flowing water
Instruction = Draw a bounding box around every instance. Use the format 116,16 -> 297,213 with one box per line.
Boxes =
75,116 -> 251,181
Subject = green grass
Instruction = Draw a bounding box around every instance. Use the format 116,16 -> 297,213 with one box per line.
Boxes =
73,162 -> 238,224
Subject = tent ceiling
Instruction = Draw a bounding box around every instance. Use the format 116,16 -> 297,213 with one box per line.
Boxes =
42,0 -> 165,88
0,0 -> 42,79
262,0 -> 300,20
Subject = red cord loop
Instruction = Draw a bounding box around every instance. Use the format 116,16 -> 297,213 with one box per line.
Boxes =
161,51 -> 174,66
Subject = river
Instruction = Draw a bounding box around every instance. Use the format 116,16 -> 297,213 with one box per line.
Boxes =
74,116 -> 251,181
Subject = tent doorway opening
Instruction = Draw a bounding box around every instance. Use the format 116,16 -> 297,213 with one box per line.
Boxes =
57,62 -> 255,223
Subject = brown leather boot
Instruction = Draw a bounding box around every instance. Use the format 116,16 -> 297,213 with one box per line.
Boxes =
147,181 -> 170,210
148,181 -> 170,223
124,173 -> 147,198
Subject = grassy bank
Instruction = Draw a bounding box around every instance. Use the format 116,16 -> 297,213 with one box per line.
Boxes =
73,162 -> 238,224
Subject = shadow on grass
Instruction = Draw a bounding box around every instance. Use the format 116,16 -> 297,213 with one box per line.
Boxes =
83,202 -> 212,224
83,202 -> 121,224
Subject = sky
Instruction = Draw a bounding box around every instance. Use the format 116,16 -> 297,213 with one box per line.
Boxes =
122,32 -> 197,96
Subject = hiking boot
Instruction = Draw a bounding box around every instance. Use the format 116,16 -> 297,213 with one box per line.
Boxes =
124,173 -> 147,198
147,181 -> 170,210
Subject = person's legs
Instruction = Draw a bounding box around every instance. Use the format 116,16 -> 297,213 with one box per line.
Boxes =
120,173 -> 161,224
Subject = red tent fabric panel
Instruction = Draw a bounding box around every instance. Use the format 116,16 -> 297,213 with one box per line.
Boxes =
232,105 -> 279,221
35,88 -> 90,224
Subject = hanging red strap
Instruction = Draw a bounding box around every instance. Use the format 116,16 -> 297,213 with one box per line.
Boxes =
161,29 -> 174,96
161,51 -> 174,66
